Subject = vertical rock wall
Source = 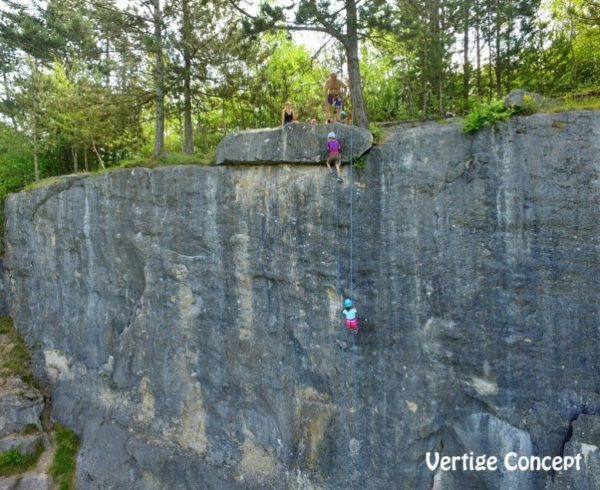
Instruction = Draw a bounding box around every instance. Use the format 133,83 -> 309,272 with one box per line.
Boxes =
3,111 -> 600,489
0,258 -> 6,316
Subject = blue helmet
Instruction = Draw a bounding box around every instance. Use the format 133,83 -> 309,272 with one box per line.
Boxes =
344,298 -> 353,307
328,132 -> 336,138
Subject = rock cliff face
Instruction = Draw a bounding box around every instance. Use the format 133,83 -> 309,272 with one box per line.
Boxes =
4,111 -> 600,489
215,123 -> 372,165
0,259 -> 6,316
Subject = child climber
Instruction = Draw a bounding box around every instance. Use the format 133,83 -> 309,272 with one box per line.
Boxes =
342,298 -> 358,334
326,132 -> 343,183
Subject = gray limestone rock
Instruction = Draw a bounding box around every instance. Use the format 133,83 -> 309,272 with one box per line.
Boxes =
15,475 -> 52,490
215,122 -> 372,165
504,89 -> 545,109
0,379 -> 44,438
0,477 -> 17,490
3,110 -> 600,489
546,415 -> 600,490
437,412 -> 538,490
0,434 -> 43,455
0,258 -> 6,316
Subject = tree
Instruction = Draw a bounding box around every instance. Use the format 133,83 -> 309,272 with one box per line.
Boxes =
231,0 -> 373,128
169,0 -> 236,153
149,0 -> 165,156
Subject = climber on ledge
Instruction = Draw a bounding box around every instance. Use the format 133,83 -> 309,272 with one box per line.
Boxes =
342,298 -> 359,334
326,132 -> 343,182
324,73 -> 347,122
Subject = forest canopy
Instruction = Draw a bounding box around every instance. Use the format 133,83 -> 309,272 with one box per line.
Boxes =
0,0 -> 599,199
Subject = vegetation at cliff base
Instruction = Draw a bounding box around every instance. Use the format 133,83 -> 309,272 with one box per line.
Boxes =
50,424 -> 79,490
0,444 -> 45,477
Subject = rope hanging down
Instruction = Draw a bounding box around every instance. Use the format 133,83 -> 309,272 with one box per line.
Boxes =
348,116 -> 354,298
332,114 -> 356,302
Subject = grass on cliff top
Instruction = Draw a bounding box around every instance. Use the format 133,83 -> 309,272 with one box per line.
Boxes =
0,317 -> 33,384
23,176 -> 64,192
22,150 -> 215,192
0,443 -> 45,477
50,424 -> 79,490
112,149 -> 215,170
540,94 -> 600,113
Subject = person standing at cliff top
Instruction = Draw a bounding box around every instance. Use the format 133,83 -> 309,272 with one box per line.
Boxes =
326,131 -> 343,183
324,73 -> 347,122
281,101 -> 297,127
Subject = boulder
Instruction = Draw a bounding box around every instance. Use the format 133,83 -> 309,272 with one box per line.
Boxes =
0,477 -> 18,490
215,122 -> 372,165
504,89 -> 544,109
0,378 -> 44,438
546,415 -> 600,489
0,434 -> 43,455
15,475 -> 53,490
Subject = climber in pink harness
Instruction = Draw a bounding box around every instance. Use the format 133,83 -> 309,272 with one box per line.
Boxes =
326,132 -> 343,183
342,298 -> 358,334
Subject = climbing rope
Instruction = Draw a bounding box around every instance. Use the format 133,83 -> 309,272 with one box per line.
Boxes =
334,172 -> 342,297
332,107 -> 364,489
348,114 -> 354,298
348,110 -> 364,489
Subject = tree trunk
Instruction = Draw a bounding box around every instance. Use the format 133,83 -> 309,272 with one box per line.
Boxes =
32,60 -> 40,181
462,0 -> 470,109
345,0 -> 368,128
182,0 -> 194,153
1,63 -> 18,131
105,38 -> 110,87
505,10 -> 513,93
84,146 -> 89,171
475,4 -> 482,98
72,146 -> 78,173
153,0 -> 165,157
93,140 -> 105,169
494,0 -> 502,97
486,2 -> 494,99
33,129 -> 39,182
437,0 -> 444,115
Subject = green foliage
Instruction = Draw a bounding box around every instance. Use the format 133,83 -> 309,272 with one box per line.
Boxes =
0,317 -> 33,384
21,424 -> 40,435
361,47 -> 405,122
0,316 -> 11,334
0,124 -> 36,249
516,94 -> 539,115
463,100 -> 515,133
0,443 -> 44,477
542,95 -> 600,113
0,124 -> 34,198
368,123 -> 385,144
116,151 -> 214,169
354,155 -> 368,171
50,424 -> 79,490
0,0 -> 598,193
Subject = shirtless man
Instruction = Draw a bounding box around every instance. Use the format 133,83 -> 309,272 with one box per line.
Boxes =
324,73 -> 347,122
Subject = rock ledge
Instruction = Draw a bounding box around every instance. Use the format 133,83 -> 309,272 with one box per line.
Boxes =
215,122 -> 373,165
